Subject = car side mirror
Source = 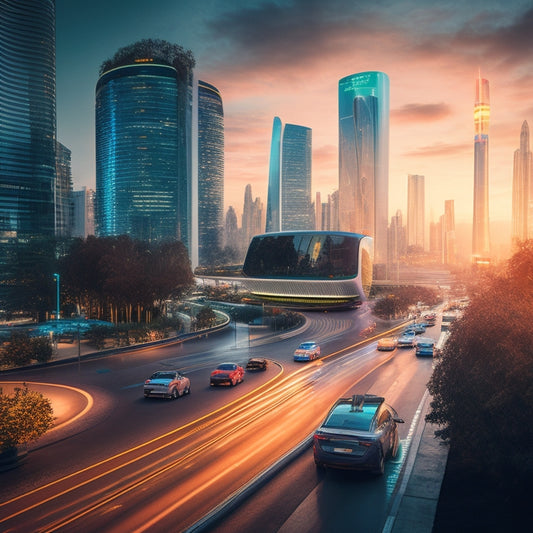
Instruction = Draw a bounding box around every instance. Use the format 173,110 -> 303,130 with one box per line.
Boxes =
393,417 -> 405,424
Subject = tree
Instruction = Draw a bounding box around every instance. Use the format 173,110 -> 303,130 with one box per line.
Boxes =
0,386 -> 54,453
426,242 -> 533,484
195,307 -> 217,330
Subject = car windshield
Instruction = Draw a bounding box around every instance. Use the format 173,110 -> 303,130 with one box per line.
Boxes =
217,363 -> 235,371
299,343 -> 316,349
322,404 -> 377,432
151,372 -> 176,380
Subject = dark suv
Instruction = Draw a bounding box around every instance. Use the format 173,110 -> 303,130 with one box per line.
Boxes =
313,394 -> 404,475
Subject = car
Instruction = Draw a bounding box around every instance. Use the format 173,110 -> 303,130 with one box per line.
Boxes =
246,357 -> 268,371
415,337 -> 435,357
144,370 -> 190,399
422,313 -> 437,326
377,337 -> 397,351
397,330 -> 416,347
293,341 -> 321,361
405,323 -> 426,335
313,394 -> 404,474
210,362 -> 245,386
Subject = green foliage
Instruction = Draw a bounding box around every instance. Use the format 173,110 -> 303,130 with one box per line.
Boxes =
372,285 -> 440,319
0,331 -> 53,367
0,386 -> 54,452
426,242 -> 533,482
195,307 -> 217,330
85,325 -> 115,350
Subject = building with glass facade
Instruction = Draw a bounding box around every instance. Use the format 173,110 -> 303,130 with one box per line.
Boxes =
55,141 -> 73,238
338,72 -> 389,266
95,40 -> 195,247
472,75 -> 490,262
242,231 -> 373,309
197,80 -> 224,266
0,0 -> 57,309
266,117 -> 312,233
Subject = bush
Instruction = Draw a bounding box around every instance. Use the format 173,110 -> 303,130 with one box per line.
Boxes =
0,386 -> 55,452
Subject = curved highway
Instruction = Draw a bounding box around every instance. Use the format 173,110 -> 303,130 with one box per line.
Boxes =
0,307 -> 435,532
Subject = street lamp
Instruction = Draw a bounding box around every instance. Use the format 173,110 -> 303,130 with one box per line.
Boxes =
53,273 -> 60,321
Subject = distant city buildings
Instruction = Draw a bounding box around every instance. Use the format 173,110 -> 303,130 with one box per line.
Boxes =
95,40 -> 195,249
266,117 -> 313,232
407,174 -> 425,251
472,74 -> 491,262
197,80 -> 224,267
338,71 -> 390,266
512,120 -> 532,245
55,142 -> 73,238
442,199 -> 456,265
71,187 -> 95,239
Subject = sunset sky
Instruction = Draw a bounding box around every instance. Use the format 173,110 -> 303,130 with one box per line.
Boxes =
56,0 -> 533,228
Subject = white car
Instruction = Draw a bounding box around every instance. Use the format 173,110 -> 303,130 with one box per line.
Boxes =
294,341 -> 321,361
144,370 -> 191,399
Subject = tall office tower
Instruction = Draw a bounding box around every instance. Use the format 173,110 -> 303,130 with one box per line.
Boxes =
315,192 -> 322,231
407,174 -> 425,251
472,74 -> 490,260
0,0 -> 57,308
224,205 -> 242,257
512,121 -> 532,244
95,40 -> 195,247
72,187 -> 95,238
443,199 -> 456,264
330,190 -> 340,231
338,71 -> 389,264
265,117 -> 313,232
388,210 -> 406,280
242,184 -> 255,245
55,142 -> 73,238
197,80 -> 224,266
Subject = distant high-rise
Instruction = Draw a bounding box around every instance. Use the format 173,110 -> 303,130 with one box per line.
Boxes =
472,74 -> 490,260
95,39 -> 195,247
338,71 -> 389,265
242,184 -> 263,251
407,174 -> 425,250
55,142 -> 73,238
265,117 -> 312,232
72,187 -> 95,239
0,0 -> 57,310
512,120 -> 532,244
197,80 -> 224,266
443,199 -> 456,265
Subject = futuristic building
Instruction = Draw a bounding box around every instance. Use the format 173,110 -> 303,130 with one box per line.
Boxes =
512,120 -> 532,245
95,40 -> 195,246
472,74 -> 490,262
266,117 -> 313,233
0,0 -> 57,309
338,72 -> 389,266
197,80 -> 224,266
242,231 -> 373,309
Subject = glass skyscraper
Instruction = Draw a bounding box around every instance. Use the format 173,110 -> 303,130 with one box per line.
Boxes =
197,80 -> 224,266
266,117 -> 312,232
338,71 -> 389,265
95,40 -> 195,247
0,0 -> 57,310
472,74 -> 490,261
512,120 -> 532,245
407,174 -> 425,251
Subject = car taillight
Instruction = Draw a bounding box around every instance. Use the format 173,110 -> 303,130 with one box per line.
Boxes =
144,380 -> 151,384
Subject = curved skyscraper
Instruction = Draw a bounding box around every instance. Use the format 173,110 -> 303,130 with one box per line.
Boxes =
197,80 -> 224,266
95,40 -> 194,246
0,0 -> 57,311
266,117 -> 312,233
338,71 -> 389,266
472,74 -> 490,261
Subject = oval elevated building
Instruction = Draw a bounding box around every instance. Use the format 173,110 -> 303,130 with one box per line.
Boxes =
241,231 -> 373,310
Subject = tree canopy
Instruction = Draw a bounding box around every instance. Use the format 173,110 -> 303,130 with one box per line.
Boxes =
426,241 -> 533,483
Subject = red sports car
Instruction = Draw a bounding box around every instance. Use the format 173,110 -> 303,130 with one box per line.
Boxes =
210,362 -> 244,386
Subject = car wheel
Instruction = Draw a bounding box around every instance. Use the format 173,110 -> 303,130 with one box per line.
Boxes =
171,388 -> 179,400
373,449 -> 385,475
185,385 -> 191,395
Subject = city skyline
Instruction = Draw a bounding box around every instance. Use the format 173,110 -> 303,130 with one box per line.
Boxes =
55,1 -> 533,227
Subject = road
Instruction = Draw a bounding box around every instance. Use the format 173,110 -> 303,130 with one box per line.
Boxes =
0,308 -> 436,532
